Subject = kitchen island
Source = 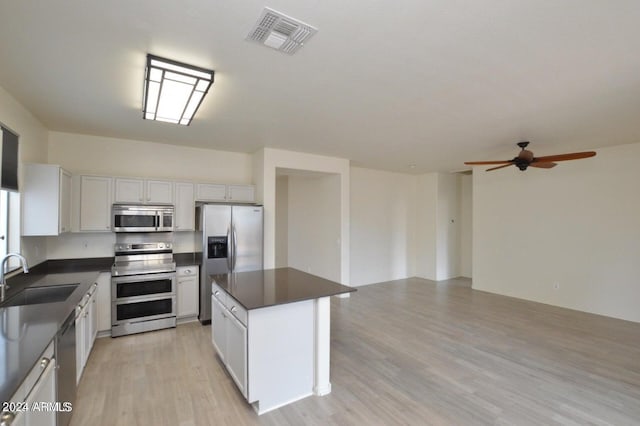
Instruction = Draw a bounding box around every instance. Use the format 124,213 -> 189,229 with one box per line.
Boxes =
210,267 -> 355,415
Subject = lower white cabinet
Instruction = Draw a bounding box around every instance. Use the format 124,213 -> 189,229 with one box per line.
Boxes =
76,283 -> 97,383
177,266 -> 199,320
95,272 -> 111,333
225,308 -> 248,396
211,295 -> 248,397
210,280 -> 321,415
23,359 -> 56,426
3,342 -> 56,426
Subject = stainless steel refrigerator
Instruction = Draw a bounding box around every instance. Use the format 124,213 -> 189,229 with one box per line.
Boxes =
197,204 -> 263,324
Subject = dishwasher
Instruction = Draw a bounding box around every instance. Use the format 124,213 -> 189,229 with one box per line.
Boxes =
56,311 -> 77,426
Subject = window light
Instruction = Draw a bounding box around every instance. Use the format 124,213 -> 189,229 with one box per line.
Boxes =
142,54 -> 214,126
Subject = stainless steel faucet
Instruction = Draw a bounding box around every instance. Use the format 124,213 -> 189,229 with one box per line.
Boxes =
0,253 -> 29,302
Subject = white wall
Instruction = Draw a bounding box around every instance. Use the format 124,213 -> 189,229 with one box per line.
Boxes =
48,131 -> 252,182
253,148 -> 350,285
275,175 -> 288,268
46,131 -> 253,258
459,174 -> 472,278
0,86 -> 49,267
415,173 -> 438,280
473,142 -> 640,323
436,173 -> 461,280
350,167 -> 416,286
287,174 -> 341,282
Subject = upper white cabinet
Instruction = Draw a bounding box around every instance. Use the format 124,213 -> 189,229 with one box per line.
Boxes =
227,185 -> 255,203
22,164 -> 72,236
79,175 -> 113,232
196,183 -> 227,202
146,180 -> 173,204
196,183 -> 255,203
174,182 -> 195,231
114,177 -> 173,204
113,178 -> 143,203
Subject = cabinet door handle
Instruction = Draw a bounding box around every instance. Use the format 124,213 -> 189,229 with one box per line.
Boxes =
0,411 -> 16,425
40,357 -> 50,369
230,306 -> 237,313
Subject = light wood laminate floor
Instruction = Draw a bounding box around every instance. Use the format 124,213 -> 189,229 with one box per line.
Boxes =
70,277 -> 640,425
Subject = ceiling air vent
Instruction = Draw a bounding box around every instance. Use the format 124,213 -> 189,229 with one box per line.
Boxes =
246,7 -> 318,55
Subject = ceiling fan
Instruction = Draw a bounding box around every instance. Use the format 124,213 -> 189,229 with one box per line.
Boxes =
464,141 -> 596,172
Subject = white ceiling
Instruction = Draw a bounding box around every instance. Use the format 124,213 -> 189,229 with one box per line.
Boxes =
1,1 -> 640,173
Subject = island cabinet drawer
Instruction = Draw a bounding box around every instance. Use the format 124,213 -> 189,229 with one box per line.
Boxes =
227,298 -> 247,326
211,281 -> 227,306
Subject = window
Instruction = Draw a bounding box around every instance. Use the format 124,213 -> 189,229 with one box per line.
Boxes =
0,124 -> 21,271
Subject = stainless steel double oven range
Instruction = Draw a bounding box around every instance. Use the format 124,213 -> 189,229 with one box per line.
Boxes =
111,205 -> 177,337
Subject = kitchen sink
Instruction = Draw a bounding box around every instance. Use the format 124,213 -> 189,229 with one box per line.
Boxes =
1,284 -> 80,307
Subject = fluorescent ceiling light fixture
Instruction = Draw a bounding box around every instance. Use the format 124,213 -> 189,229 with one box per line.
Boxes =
143,54 -> 214,126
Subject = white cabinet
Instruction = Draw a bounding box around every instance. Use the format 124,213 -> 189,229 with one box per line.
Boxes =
24,359 -> 56,426
227,185 -> 255,203
146,180 -> 173,204
177,266 -> 199,319
95,272 -> 111,333
211,296 -> 227,363
114,177 -> 173,204
114,178 -> 144,203
3,342 -> 55,426
196,183 -> 256,203
225,309 -> 248,396
76,283 -> 98,383
196,183 -> 227,202
79,175 -> 113,232
174,182 -> 195,231
22,164 -> 72,236
211,286 -> 248,398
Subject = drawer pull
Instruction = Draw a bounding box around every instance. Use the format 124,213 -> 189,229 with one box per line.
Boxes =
1,411 -> 16,425
214,291 -> 220,296
40,357 -> 50,369
230,306 -> 237,313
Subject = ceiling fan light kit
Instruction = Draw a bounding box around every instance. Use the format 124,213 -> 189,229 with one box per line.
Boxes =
464,141 -> 596,172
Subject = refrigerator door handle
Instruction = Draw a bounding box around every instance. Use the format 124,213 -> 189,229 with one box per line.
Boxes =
226,226 -> 233,271
232,226 -> 238,271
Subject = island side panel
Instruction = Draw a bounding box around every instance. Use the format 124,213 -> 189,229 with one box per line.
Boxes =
313,296 -> 331,395
247,299 -> 315,415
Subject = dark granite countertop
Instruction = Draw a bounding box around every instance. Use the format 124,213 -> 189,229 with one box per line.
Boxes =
211,267 -> 355,310
0,270 -> 99,404
174,252 -> 202,267
0,252 -> 201,403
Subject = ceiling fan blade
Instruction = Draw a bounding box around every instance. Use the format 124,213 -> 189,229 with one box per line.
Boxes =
464,160 -> 512,165
533,151 -> 596,163
485,163 -> 515,172
529,162 -> 557,169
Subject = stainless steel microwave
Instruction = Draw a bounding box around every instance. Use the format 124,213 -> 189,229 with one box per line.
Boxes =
112,204 -> 174,232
